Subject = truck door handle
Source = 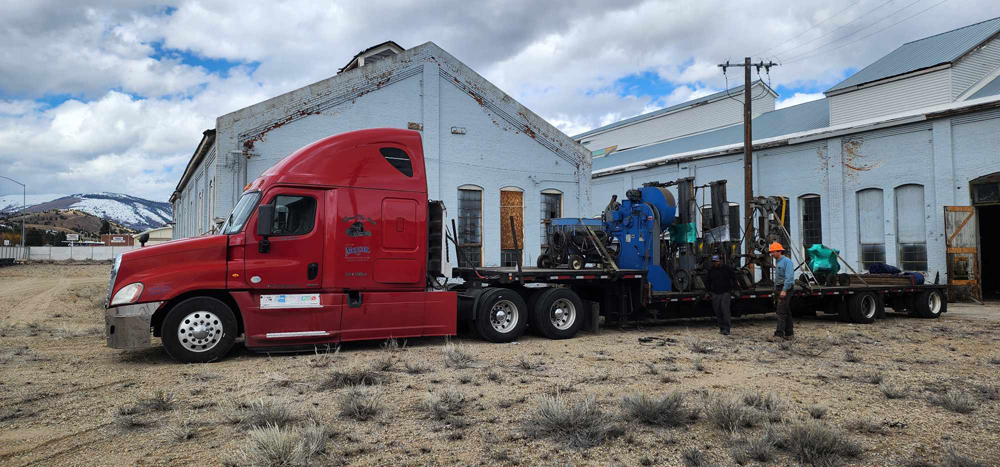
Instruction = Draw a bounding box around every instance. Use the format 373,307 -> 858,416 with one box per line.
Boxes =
307,263 -> 318,280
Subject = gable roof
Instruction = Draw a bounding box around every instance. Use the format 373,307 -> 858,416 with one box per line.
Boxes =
969,75 -> 1000,99
592,98 -> 830,172
574,81 -> 776,140
827,16 -> 1000,94
338,40 -> 405,74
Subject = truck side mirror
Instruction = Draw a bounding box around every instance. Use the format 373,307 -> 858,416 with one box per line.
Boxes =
138,233 -> 149,247
257,204 -> 273,253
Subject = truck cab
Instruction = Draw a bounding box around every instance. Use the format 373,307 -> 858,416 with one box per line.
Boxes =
105,129 -> 456,363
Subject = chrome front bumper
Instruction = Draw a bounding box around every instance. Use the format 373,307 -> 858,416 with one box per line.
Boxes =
105,302 -> 164,349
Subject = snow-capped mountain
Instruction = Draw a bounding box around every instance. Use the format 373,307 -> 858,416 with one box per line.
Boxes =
0,192 -> 172,231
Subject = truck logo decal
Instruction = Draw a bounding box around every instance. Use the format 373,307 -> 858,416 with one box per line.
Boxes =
345,271 -> 367,277
342,214 -> 376,225
345,246 -> 371,256
345,221 -> 371,237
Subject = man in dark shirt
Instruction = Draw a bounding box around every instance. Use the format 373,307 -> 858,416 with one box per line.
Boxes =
705,255 -> 739,335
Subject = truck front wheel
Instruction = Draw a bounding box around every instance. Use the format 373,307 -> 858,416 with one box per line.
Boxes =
473,288 -> 527,343
162,297 -> 238,363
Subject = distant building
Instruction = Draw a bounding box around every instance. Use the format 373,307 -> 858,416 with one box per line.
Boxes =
133,225 -> 173,247
101,233 -> 134,246
581,17 -> 1000,300
170,41 -> 591,268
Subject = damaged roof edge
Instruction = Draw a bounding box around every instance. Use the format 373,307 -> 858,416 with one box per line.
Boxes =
593,93 -> 1000,177
169,129 -> 216,204
427,43 -> 592,166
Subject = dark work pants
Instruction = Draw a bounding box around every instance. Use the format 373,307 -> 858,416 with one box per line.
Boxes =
711,292 -> 731,332
774,289 -> 794,337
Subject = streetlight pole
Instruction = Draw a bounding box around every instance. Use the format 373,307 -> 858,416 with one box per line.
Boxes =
0,176 -> 26,249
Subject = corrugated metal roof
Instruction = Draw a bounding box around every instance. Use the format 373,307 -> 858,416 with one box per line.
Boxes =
828,17 -> 1000,93
574,81 -> 771,140
591,98 -> 830,171
969,75 -> 1000,99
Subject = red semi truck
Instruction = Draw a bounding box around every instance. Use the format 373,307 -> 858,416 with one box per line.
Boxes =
104,128 -> 947,363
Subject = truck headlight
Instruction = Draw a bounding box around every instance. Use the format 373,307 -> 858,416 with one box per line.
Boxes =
110,283 -> 144,306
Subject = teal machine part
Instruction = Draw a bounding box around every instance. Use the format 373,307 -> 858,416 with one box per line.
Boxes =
807,244 -> 841,276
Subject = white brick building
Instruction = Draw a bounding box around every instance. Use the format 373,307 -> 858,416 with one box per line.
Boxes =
170,41 -> 591,268
582,18 -> 1000,300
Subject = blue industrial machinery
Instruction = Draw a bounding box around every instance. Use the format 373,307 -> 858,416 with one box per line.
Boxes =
601,187 -> 677,291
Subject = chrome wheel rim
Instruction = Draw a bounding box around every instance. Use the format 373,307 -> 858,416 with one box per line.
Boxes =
550,298 -> 577,330
928,292 -> 942,315
490,300 -> 518,333
861,295 -> 876,320
178,311 -> 222,353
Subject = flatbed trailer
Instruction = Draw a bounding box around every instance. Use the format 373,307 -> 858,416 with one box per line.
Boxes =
451,265 -> 947,341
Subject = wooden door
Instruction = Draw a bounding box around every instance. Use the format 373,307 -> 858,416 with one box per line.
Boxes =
944,206 -> 980,301
500,190 -> 523,265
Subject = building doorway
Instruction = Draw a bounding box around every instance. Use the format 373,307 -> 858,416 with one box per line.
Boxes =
979,204 -> 1000,301
972,173 -> 1000,301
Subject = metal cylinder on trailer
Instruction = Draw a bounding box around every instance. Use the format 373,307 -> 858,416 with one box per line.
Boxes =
638,186 -> 677,228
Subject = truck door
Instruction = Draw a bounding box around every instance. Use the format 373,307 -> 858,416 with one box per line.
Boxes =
245,188 -> 325,290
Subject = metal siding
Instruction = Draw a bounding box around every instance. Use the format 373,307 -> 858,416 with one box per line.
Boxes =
952,38 -> 1000,98
592,98 -> 829,172
894,184 -> 926,243
582,95 -> 745,151
829,69 -> 951,125
968,75 -> 1000,100
857,189 -> 884,244
829,17 -> 1000,92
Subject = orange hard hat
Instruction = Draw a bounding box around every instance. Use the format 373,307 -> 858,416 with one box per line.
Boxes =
768,242 -> 784,252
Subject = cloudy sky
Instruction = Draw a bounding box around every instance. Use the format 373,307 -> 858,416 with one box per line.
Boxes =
1,0 -> 999,202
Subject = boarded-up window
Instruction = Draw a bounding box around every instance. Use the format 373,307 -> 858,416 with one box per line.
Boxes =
895,184 -> 927,271
457,187 -> 482,267
501,189 -> 524,267
857,188 -> 885,270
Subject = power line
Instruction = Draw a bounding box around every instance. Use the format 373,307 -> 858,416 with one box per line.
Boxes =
755,0 -> 863,57
774,0 -> 898,58
785,0 -> 951,64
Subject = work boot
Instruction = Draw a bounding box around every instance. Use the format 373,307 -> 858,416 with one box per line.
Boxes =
720,329 -> 730,336
766,335 -> 782,343
783,335 -> 795,341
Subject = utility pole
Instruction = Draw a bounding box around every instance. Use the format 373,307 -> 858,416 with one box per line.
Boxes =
717,57 -> 776,267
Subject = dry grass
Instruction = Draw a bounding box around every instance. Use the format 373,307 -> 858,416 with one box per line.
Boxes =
166,420 -> 197,442
730,432 -> 776,465
807,405 -> 828,420
689,340 -> 714,354
223,399 -> 296,429
844,349 -> 862,363
942,447 -> 990,467
112,404 -> 153,431
861,371 -> 884,385
681,447 -> 711,466
227,421 -> 328,467
139,390 -> 174,412
782,420 -> 863,466
403,360 -> 431,375
620,392 -> 698,427
443,342 -> 477,369
704,394 -> 765,432
422,390 -> 467,421
337,385 -> 383,421
845,417 -> 887,435
322,365 -> 389,390
880,382 -> 909,399
524,396 -> 622,449
929,390 -> 976,414
741,391 -> 784,423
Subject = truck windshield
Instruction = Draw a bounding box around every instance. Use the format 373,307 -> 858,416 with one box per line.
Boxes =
221,191 -> 261,234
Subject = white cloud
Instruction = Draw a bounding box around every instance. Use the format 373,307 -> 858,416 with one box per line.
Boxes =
776,92 -> 826,109
2,0 -> 1000,201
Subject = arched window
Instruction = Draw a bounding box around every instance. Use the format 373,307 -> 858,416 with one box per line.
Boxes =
540,189 -> 562,248
895,184 -> 927,271
799,194 -> 822,250
857,188 -> 885,270
457,185 -> 483,267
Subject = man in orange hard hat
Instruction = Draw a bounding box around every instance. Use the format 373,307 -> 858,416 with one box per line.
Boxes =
767,241 -> 795,342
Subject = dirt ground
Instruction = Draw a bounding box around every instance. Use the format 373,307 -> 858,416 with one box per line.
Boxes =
1,263 -> 999,466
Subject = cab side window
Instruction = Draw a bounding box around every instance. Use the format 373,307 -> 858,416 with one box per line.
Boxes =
271,195 -> 316,236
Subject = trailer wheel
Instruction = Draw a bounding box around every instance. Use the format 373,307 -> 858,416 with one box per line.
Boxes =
161,297 -> 238,363
536,254 -> 553,269
532,288 -> 584,339
473,288 -> 527,343
568,255 -> 584,270
914,290 -> 946,319
847,291 -> 879,324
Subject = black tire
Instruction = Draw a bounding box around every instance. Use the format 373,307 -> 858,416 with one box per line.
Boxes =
848,291 -> 880,324
536,254 -> 553,269
526,287 -> 548,333
473,288 -> 528,343
162,297 -> 238,363
532,288 -> 584,339
568,254 -> 584,270
914,289 -> 946,318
